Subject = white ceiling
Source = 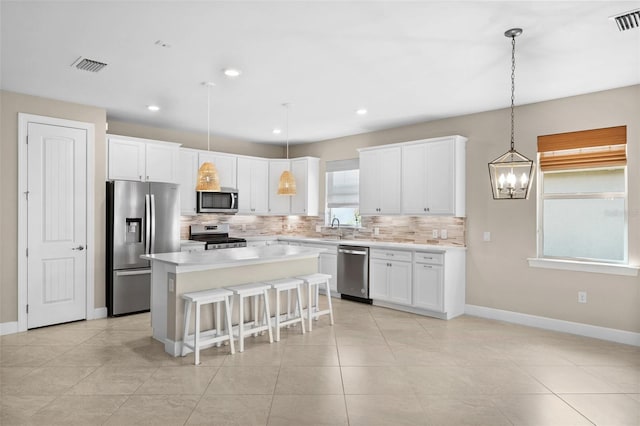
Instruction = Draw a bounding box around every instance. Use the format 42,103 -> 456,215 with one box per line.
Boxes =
1,1 -> 639,144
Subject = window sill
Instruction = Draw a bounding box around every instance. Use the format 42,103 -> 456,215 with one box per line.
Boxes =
527,258 -> 639,277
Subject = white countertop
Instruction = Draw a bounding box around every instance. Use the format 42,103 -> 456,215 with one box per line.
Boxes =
142,245 -> 326,272
269,236 -> 466,252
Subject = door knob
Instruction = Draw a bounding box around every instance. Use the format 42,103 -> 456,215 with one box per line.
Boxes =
72,245 -> 85,251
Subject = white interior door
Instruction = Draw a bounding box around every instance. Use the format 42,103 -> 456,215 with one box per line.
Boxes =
27,122 -> 88,328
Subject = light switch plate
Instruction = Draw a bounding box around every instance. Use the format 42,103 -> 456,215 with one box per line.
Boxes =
374,227 -> 380,236
315,225 -> 321,233
241,224 -> 247,232
483,231 -> 491,242
432,229 -> 439,238
440,229 -> 448,239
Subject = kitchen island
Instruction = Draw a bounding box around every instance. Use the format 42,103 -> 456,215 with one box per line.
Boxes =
142,245 -> 325,356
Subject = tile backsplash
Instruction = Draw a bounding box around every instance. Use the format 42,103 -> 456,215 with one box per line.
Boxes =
181,214 -> 465,247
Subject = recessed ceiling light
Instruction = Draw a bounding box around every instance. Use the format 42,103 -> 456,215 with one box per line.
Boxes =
147,105 -> 160,112
356,108 -> 368,115
272,128 -> 282,135
223,68 -> 242,78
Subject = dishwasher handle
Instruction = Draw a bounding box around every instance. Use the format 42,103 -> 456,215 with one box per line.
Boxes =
338,248 -> 368,255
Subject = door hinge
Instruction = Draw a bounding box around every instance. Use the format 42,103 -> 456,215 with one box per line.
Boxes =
26,304 -> 29,314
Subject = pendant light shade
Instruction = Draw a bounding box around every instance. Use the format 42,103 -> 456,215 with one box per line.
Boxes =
488,28 -> 535,200
196,161 -> 221,191
277,103 -> 297,196
196,82 -> 221,192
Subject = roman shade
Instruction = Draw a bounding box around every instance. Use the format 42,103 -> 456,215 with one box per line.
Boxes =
537,126 -> 627,171
326,158 -> 359,208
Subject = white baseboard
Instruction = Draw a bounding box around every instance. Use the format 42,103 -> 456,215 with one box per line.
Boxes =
93,307 -> 108,319
0,321 -> 18,336
465,304 -> 640,347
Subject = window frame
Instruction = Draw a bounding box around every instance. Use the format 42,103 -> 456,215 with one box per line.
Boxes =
324,159 -> 360,228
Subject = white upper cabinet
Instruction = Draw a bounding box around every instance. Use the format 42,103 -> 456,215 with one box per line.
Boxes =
268,159 -> 292,215
290,157 -> 319,216
178,148 -> 198,216
198,152 -> 237,189
401,136 -> 466,217
358,146 -> 402,215
237,157 -> 269,215
108,135 -> 180,183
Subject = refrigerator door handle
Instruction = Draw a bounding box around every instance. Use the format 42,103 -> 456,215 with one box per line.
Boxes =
144,194 -> 151,254
115,269 -> 152,276
150,194 -> 156,253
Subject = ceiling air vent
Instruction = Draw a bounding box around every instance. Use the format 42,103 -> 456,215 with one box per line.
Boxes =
611,9 -> 640,31
71,56 -> 107,72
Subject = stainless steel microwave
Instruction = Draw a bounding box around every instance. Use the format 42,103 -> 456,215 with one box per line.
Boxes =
197,188 -> 239,213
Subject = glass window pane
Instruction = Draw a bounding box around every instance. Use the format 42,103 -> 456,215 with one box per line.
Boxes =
328,208 -> 360,226
543,198 -> 625,262
543,168 -> 625,194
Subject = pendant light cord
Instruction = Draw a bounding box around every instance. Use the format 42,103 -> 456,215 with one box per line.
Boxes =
207,84 -> 211,152
285,103 -> 290,159
510,34 -> 516,152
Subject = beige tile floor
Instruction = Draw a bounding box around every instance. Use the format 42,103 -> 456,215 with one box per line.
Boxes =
1,298 -> 639,425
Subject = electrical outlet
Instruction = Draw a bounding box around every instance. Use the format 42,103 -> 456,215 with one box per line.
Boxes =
440,229 -> 448,239
483,231 -> 491,242
315,225 -> 321,233
241,224 -> 247,232
432,229 -> 439,239
168,278 -> 175,293
578,291 -> 587,304
374,227 -> 380,236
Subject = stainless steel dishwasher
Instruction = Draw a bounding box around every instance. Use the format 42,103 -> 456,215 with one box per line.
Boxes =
337,245 -> 371,304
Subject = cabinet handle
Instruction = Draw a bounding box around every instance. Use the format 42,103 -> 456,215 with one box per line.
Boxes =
386,253 -> 394,257
423,265 -> 433,269
424,208 -> 427,212
139,175 -> 143,181
426,207 -> 430,212
146,176 -> 149,180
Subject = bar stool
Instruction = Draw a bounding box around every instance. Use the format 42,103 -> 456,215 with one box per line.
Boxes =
264,278 -> 306,341
296,273 -> 335,331
181,288 -> 235,365
225,282 -> 274,352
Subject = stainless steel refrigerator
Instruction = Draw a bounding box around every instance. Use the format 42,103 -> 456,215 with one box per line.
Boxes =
106,181 -> 180,316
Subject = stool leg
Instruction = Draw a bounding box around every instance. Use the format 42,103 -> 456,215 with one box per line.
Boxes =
307,283 -> 313,332
315,285 -> 320,321
275,289 -> 281,342
296,285 -> 306,334
238,294 -> 245,353
215,300 -> 223,347
286,288 -> 292,327
194,301 -> 201,365
181,299 -> 191,357
325,279 -> 335,325
224,296 -> 235,355
263,289 -> 273,344
252,294 -> 259,337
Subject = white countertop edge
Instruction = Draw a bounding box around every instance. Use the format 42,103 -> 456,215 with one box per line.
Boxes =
277,236 -> 466,252
174,252 -> 322,273
528,258 -> 639,277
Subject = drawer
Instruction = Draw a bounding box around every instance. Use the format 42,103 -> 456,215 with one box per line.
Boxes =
370,248 -> 412,262
414,251 -> 444,265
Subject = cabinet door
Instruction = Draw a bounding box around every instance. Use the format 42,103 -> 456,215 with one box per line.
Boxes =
199,152 -> 237,189
319,253 -> 338,294
388,261 -> 412,305
358,150 -> 379,215
378,147 -> 402,215
268,159 -> 291,214
359,147 -> 401,215
413,263 -> 444,312
178,149 -> 198,215
146,142 -> 179,183
238,158 -> 269,214
369,259 -> 390,301
290,158 -> 308,215
108,137 -> 145,181
401,143 -> 428,214
426,140 -> 455,215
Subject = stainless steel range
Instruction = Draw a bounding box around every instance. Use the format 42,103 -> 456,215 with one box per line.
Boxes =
189,224 -> 247,249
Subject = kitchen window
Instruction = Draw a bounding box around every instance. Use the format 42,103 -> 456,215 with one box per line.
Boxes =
325,158 -> 360,227
536,126 -> 628,264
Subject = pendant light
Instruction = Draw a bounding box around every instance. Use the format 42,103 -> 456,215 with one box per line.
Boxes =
488,28 -> 534,200
277,103 -> 297,195
196,82 -> 221,192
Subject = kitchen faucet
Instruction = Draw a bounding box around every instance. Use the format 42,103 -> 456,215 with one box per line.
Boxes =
331,217 -> 340,228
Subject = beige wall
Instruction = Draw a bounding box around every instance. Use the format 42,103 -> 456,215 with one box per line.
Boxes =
0,92 -> 283,325
0,91 -> 107,323
107,120 -> 283,158
291,85 -> 640,333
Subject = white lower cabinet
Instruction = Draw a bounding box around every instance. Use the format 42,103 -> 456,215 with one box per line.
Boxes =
370,249 -> 412,305
413,262 -> 444,312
